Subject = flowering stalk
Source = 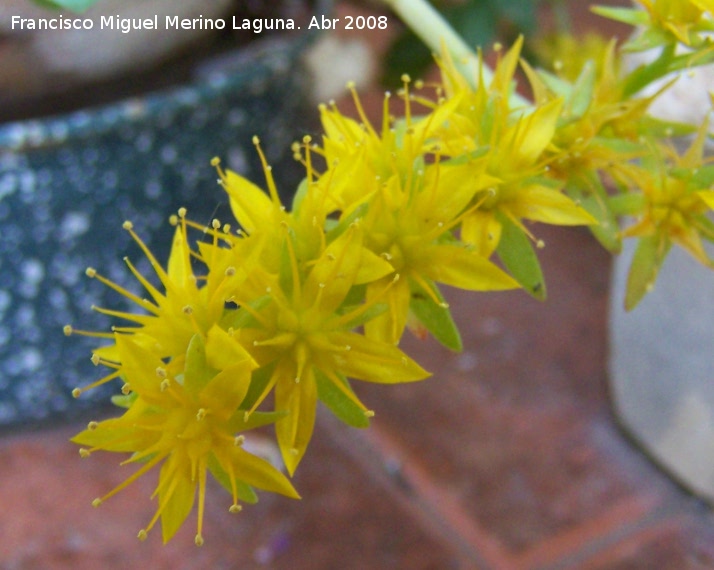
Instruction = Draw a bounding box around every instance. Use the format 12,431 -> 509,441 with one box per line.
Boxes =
66,0 -> 714,546
380,0 -> 531,107
380,0 -> 490,83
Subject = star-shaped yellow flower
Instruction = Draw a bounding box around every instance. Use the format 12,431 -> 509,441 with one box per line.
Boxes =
225,220 -> 429,475
72,327 -> 299,545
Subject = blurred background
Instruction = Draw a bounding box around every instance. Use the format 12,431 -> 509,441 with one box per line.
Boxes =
3,1 -> 714,568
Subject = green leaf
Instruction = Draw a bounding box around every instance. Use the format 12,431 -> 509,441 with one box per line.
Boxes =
636,117 -> 696,139
409,279 -> 462,351
110,391 -> 137,409
566,61 -> 597,120
278,228 -> 298,299
221,295 -> 272,329
31,0 -> 102,12
240,363 -> 277,412
339,302 -> 388,330
290,178 -> 309,215
590,6 -> 649,27
496,213 -> 546,300
565,174 -> 621,253
326,203 -> 368,243
207,454 -> 259,504
184,334 -> 216,396
315,370 -> 370,428
624,234 -> 670,311
689,165 -> 714,188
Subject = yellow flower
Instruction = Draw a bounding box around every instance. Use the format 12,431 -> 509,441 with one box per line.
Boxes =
65,212 -> 245,371
72,328 -> 299,545
227,220 -> 429,475
637,0 -> 714,46
533,31 -> 613,83
312,78 -> 517,344
621,120 -> 714,309
360,164 -> 520,346
316,78 -> 461,216
433,38 -> 596,274
593,0 -> 714,49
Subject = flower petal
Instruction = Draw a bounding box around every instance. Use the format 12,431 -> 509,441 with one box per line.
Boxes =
274,368 -> 318,475
420,245 -> 519,291
327,331 -> 430,383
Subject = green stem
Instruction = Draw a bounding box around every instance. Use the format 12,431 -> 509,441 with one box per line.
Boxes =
380,0 -> 490,85
608,193 -> 646,216
381,0 -> 530,107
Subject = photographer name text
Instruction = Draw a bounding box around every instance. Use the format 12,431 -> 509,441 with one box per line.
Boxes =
9,13 -> 388,34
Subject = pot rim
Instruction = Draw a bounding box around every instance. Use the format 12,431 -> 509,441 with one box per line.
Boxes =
0,0 -> 331,152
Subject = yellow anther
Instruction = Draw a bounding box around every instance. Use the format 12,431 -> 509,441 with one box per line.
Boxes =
160,379 -> 170,392
156,367 -> 167,379
225,267 -> 236,277
90,353 -> 101,366
252,135 -> 260,145
210,156 -> 221,167
137,529 -> 148,541
178,207 -> 187,218
121,383 -> 131,395
196,408 -> 207,421
91,498 -> 102,507
234,435 -> 245,447
195,534 -> 204,547
122,220 -> 133,230
536,240 -> 545,249
182,305 -> 193,315
229,504 -> 242,514
72,388 -> 82,398
79,448 -> 91,458
63,325 -> 73,336
87,421 -> 99,431
169,214 -> 178,226
212,219 -> 221,229
85,267 -> 97,278
365,410 -> 375,418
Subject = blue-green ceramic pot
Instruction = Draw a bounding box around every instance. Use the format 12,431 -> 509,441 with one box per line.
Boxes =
0,7 -> 327,427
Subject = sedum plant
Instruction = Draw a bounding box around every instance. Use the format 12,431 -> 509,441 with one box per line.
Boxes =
63,0 -> 714,546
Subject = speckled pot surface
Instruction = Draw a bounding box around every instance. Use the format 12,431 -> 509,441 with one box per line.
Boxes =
0,21 -> 323,427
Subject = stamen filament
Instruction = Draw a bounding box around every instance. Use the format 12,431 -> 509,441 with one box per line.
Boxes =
86,268 -> 158,314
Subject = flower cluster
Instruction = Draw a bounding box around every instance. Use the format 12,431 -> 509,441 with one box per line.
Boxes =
67,1 -> 714,545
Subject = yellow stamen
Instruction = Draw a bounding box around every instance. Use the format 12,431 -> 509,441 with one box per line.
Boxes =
72,369 -> 122,396
62,324 -> 114,339
252,136 -> 282,205
85,267 -> 159,314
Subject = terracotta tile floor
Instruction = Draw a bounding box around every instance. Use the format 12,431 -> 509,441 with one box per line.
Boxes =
4,2 -> 714,569
4,225 -> 714,569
